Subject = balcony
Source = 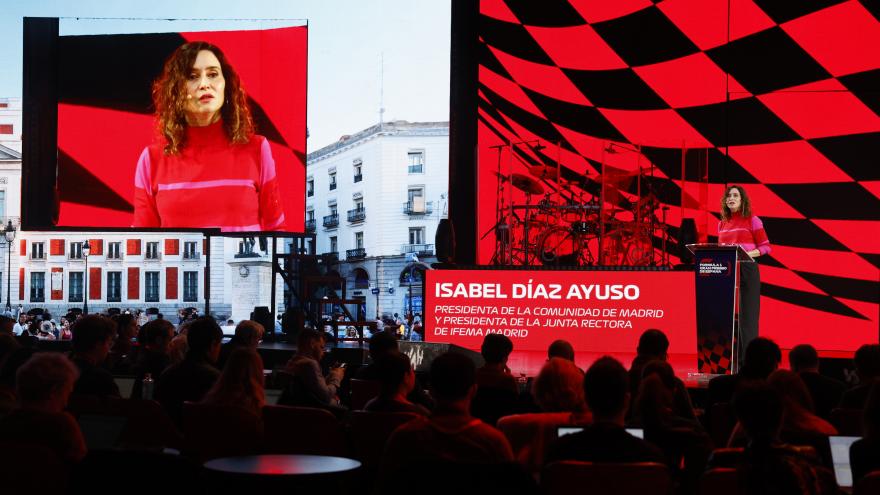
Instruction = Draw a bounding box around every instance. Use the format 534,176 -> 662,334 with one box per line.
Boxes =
321,252 -> 339,264
402,243 -> 434,257
305,219 -> 316,232
346,248 -> 366,260
354,174 -> 363,183
183,252 -> 201,261
323,214 -> 339,228
403,200 -> 433,215
347,207 -> 366,223
144,253 -> 162,262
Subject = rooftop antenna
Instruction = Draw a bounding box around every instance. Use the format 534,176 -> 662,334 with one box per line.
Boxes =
379,52 -> 385,127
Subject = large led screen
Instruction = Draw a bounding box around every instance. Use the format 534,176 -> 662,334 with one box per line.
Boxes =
54,23 -> 307,232
475,0 -> 879,351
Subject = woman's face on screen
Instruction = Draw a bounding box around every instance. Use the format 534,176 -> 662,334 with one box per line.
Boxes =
726,188 -> 742,213
185,50 -> 225,126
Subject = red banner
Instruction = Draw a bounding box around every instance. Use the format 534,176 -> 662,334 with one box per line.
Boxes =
425,269 -> 697,354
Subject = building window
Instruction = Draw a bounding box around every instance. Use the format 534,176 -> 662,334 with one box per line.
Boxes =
0,124 -> 12,135
330,236 -> 338,254
355,232 -> 364,249
0,190 -> 5,219
184,271 -> 198,302
307,210 -> 315,221
69,242 -> 83,260
107,242 -> 122,259
145,272 -> 160,302
329,171 -> 337,190
30,242 -> 45,260
330,204 -> 338,216
30,272 -> 45,302
353,159 -> 363,182
408,151 -> 424,174
107,271 -> 122,302
183,241 -> 198,259
146,242 -> 160,260
307,178 -> 314,197
69,272 -> 83,302
409,227 -> 425,245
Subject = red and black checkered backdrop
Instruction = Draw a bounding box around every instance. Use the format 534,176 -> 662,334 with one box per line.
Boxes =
471,0 -> 879,352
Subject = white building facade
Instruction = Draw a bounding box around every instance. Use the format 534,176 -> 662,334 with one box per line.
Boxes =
306,121 -> 449,321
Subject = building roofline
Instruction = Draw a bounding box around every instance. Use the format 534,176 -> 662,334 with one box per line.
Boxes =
308,120 -> 448,162
0,143 -> 21,160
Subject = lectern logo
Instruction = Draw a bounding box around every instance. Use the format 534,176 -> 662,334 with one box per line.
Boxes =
698,258 -> 731,277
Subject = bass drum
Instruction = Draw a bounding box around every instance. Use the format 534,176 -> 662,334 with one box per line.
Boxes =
537,226 -> 582,265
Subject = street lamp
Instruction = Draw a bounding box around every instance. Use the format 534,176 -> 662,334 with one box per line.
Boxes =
3,220 -> 16,312
82,241 -> 91,314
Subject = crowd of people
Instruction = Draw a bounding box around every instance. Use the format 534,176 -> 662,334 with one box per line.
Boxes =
0,314 -> 878,494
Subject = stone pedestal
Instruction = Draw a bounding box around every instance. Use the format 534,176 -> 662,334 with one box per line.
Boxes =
228,259 -> 274,323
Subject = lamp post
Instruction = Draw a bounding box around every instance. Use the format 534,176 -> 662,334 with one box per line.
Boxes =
82,241 -> 91,314
3,220 -> 16,312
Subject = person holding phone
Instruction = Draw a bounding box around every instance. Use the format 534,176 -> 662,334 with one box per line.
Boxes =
133,41 -> 285,231
284,328 -> 345,408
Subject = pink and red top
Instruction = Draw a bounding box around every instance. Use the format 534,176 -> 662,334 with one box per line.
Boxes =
133,120 -> 285,231
718,213 -> 771,255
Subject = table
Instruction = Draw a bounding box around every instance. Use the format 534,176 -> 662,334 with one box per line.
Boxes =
204,455 -> 361,493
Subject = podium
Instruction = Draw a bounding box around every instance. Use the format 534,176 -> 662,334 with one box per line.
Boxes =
686,244 -> 754,375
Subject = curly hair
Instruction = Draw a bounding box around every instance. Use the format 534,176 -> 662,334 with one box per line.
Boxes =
720,184 -> 753,220
152,41 -> 254,155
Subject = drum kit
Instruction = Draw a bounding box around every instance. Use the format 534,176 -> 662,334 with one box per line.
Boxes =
487,155 -> 671,268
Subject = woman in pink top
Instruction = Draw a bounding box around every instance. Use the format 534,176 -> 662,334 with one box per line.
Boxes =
718,185 -> 771,354
133,42 -> 284,231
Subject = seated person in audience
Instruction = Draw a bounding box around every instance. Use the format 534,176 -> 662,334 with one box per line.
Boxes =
0,315 -> 15,336
217,320 -> 263,370
850,380 -> 880,483
546,356 -> 665,464
131,319 -> 175,399
707,337 -> 781,411
201,348 -> 265,419
472,333 -> 518,425
69,315 -> 120,397
107,313 -> 137,374
732,381 -> 837,495
547,339 -> 575,363
382,352 -> 513,476
634,361 -> 711,492
155,317 -> 223,424
627,329 -> 695,421
355,331 -> 400,379
283,328 -> 345,407
788,344 -> 845,420
0,353 -> 86,462
839,344 -> 880,409
356,330 -> 434,410
0,334 -> 21,415
532,357 -> 589,420
363,351 -> 429,416
167,320 -> 192,367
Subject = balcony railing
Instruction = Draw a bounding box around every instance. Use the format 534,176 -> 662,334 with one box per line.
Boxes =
323,214 -> 339,228
144,252 -> 162,261
347,208 -> 366,223
183,252 -> 201,261
354,174 -> 363,183
346,248 -> 366,260
321,252 -> 339,263
402,243 -> 434,257
305,219 -> 316,232
403,201 -> 433,215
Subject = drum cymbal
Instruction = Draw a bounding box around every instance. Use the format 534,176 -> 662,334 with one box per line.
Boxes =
511,173 -> 545,195
527,165 -> 559,180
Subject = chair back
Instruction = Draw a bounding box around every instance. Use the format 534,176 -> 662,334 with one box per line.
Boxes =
181,402 -> 263,461
66,395 -> 181,449
496,412 -> 582,473
542,461 -> 672,495
70,449 -> 202,494
350,378 -> 381,410
262,404 -> 348,456
706,447 -> 745,469
830,408 -> 864,436
699,468 -> 738,495
0,443 -> 69,493
348,411 -> 419,466
855,470 -> 880,495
